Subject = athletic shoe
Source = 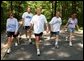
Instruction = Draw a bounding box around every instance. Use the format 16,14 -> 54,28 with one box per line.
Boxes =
69,42 -> 72,46
37,49 -> 40,56
65,37 -> 68,41
15,42 -> 18,46
7,48 -> 11,54
29,39 -> 32,44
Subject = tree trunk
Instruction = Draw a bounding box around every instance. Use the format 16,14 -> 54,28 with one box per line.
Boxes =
10,1 -> 13,12
54,1 -> 57,16
52,1 -> 54,17
52,1 -> 57,17
72,1 -> 76,13
62,1 -> 65,19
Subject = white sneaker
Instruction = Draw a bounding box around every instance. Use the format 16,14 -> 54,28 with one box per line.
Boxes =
65,37 -> 68,41
7,48 -> 11,54
37,49 -> 40,56
29,39 -> 31,42
69,42 -> 72,46
55,42 -> 59,48
29,39 -> 32,44
15,42 -> 18,46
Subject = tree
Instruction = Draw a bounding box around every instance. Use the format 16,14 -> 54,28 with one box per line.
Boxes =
52,1 -> 57,17
72,1 -> 76,13
1,1 -> 83,32
10,1 -> 13,12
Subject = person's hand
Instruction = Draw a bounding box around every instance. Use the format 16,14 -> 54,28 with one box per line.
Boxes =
46,29 -> 49,33
64,25 -> 67,28
14,32 -> 17,35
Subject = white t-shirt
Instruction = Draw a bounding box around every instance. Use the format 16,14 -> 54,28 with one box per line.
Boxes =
22,12 -> 33,26
49,17 -> 62,32
30,14 -> 47,34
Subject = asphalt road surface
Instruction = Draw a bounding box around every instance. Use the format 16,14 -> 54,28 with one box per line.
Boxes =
1,29 -> 83,60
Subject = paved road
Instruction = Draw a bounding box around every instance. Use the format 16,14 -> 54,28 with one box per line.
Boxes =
1,30 -> 83,60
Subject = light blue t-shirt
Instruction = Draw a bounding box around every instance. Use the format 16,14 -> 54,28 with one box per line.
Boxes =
6,18 -> 19,32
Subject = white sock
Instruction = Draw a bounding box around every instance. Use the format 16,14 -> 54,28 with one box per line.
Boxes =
29,38 -> 31,42
7,48 -> 11,53
37,49 -> 40,52
37,48 -> 40,55
66,36 -> 68,41
15,42 -> 18,46
55,41 -> 58,45
69,41 -> 72,46
69,41 -> 72,44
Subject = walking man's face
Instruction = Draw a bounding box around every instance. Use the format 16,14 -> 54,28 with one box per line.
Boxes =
10,14 -> 13,19
56,12 -> 60,18
27,7 -> 31,13
36,8 -> 42,15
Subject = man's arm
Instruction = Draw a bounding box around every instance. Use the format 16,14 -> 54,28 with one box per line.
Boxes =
29,23 -> 33,31
45,23 -> 49,33
21,18 -> 24,26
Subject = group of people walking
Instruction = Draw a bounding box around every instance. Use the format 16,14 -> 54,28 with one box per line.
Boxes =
2,6 -> 79,56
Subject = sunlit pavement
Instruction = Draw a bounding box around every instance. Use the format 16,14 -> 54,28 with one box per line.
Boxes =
1,30 -> 83,60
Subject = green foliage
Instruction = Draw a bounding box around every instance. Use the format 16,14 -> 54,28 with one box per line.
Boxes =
1,1 -> 83,32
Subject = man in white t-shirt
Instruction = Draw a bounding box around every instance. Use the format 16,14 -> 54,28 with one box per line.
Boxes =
22,7 -> 33,43
49,11 -> 62,48
30,7 -> 49,56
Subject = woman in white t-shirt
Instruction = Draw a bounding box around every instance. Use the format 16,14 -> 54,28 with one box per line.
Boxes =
30,7 -> 49,56
49,11 -> 62,48
22,6 -> 33,43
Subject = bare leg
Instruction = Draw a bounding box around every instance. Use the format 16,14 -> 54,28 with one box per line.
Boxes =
69,32 -> 73,46
3,36 -> 14,48
35,36 -> 40,56
55,35 -> 59,48
28,30 -> 32,43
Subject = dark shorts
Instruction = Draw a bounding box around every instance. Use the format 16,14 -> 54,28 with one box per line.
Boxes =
24,26 -> 30,30
7,32 -> 19,37
51,31 -> 59,35
34,32 -> 43,36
